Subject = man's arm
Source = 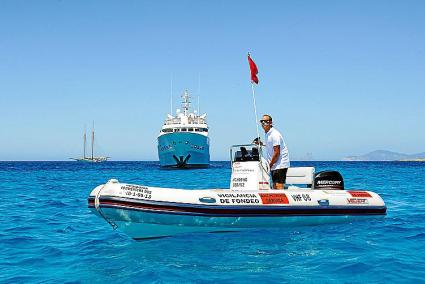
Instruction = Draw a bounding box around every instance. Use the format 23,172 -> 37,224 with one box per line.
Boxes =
269,145 -> 280,168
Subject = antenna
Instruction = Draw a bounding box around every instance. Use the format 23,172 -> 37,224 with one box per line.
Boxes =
197,73 -> 201,114
170,76 -> 173,115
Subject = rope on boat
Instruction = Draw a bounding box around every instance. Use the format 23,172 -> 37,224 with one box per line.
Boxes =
95,183 -> 118,230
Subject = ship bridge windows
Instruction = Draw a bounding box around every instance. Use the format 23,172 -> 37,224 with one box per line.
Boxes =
168,127 -> 207,133
193,128 -> 208,132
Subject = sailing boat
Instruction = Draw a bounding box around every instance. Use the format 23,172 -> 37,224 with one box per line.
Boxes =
71,123 -> 109,162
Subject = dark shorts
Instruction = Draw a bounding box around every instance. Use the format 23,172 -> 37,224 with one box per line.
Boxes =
271,168 -> 288,184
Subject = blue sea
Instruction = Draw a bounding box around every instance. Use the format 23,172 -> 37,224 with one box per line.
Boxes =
1,161 -> 424,283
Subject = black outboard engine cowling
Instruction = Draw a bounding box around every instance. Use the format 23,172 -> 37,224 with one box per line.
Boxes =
314,171 -> 344,190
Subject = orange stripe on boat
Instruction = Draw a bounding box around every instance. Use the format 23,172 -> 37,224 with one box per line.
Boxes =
348,191 -> 372,198
259,193 -> 289,204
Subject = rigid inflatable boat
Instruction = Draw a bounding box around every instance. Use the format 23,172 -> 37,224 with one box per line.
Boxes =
88,145 -> 386,239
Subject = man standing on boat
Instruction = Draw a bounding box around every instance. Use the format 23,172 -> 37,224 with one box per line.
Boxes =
260,114 -> 290,189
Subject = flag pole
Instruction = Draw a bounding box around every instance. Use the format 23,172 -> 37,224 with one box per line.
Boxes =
252,80 -> 268,184
248,52 -> 261,144
251,82 -> 260,144
248,53 -> 269,188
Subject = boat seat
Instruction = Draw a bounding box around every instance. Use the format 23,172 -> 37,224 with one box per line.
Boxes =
286,167 -> 315,187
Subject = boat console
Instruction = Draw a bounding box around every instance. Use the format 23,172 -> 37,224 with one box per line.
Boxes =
230,144 -> 346,191
230,144 -> 270,190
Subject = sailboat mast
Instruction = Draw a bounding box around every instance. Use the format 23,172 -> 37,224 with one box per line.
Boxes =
83,126 -> 86,159
91,122 -> 94,160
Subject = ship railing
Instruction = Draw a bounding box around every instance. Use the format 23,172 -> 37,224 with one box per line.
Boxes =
164,118 -> 181,125
164,118 -> 207,125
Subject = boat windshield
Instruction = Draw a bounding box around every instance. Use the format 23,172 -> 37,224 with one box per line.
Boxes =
230,144 -> 261,162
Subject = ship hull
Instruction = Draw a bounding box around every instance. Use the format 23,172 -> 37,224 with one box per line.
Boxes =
71,158 -> 108,163
158,132 -> 209,168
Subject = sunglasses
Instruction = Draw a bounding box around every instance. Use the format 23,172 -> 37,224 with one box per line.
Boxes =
260,120 -> 271,125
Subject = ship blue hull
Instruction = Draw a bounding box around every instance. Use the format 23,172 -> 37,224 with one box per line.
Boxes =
157,132 -> 210,168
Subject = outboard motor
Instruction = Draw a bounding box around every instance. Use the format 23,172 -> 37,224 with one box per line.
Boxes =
314,171 -> 344,190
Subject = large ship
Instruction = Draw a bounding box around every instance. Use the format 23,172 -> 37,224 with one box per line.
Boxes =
157,90 -> 210,168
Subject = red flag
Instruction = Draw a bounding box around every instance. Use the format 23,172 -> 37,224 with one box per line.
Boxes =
248,54 -> 259,84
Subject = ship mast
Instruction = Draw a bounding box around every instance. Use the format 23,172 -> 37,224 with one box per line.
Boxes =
83,126 -> 86,159
182,90 -> 191,116
91,121 -> 94,160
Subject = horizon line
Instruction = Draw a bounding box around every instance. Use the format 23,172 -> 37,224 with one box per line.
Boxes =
0,160 -> 415,162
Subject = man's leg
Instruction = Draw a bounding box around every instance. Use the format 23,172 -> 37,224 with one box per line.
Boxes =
272,168 -> 287,189
272,169 -> 284,189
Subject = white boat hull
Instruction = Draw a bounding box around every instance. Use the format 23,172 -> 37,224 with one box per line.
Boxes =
88,180 -> 386,239
91,207 -> 379,239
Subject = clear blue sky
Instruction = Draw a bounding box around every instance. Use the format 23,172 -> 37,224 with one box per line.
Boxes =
1,0 -> 424,161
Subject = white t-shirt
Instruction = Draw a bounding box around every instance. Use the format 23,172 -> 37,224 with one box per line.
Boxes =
265,127 -> 290,170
